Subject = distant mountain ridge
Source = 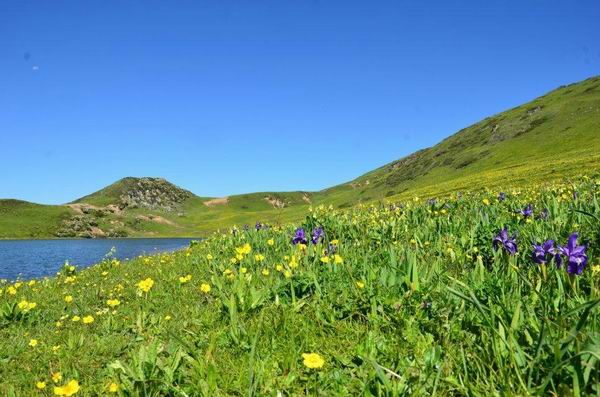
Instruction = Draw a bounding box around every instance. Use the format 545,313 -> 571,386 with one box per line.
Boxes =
1,75 -> 600,238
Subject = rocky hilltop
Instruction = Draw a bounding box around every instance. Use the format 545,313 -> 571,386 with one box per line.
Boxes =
54,177 -> 196,238
116,177 -> 194,211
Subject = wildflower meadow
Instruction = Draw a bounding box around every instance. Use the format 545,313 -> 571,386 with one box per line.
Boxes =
1,177 -> 599,395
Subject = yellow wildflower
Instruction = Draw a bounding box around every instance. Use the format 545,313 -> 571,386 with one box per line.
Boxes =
482,198 -> 490,206
261,269 -> 270,276
64,295 -> 73,303
36,381 -> 46,389
108,383 -> 119,393
320,256 -> 330,264
356,281 -> 365,289
179,274 -> 192,283
206,254 -> 213,260
53,379 -> 80,396
302,352 -> 325,369
137,278 -> 154,293
267,239 -> 274,246
52,372 -> 62,383
107,299 -> 120,308
71,315 -> 81,322
334,255 -> 343,264
82,315 -> 94,324
200,283 -> 211,293
29,339 -> 38,347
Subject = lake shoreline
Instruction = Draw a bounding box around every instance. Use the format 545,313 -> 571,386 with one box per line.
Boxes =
0,237 -> 200,281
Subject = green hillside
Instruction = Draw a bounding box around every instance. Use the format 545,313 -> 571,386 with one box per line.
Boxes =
1,76 -> 600,238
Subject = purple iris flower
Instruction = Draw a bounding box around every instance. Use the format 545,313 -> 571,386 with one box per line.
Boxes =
498,192 -> 506,201
493,227 -> 518,255
557,233 -> 588,275
243,224 -> 249,231
292,228 -> 308,245
255,222 -> 263,231
311,226 -> 324,245
518,204 -> 533,217
531,240 -> 557,264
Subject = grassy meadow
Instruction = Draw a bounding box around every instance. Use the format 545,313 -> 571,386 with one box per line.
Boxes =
1,175 -> 599,396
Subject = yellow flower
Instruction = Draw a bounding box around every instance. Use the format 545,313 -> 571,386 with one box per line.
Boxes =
320,256 -> 330,264
108,383 -> 119,393
64,295 -> 73,303
29,339 -> 38,347
356,281 -> 365,289
53,379 -> 80,396
235,243 -> 252,255
482,198 -> 490,206
267,239 -> 274,246
179,274 -> 192,283
52,372 -> 62,383
82,315 -> 94,324
106,299 -> 120,308
137,278 -> 154,293
200,283 -> 211,293
71,315 -> 81,322
334,255 -> 343,264
275,264 -> 284,272
8,286 -> 17,295
206,254 -> 213,260
36,381 -> 47,389
302,352 -> 325,369
261,269 -> 270,276
164,315 -> 172,320
254,254 -> 265,262
330,239 -> 338,245
52,345 -> 61,352
284,270 -> 292,278
240,267 -> 247,274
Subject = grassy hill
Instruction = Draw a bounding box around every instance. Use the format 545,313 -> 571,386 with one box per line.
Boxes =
2,75 -> 600,238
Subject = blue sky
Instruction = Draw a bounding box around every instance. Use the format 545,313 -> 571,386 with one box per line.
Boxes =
1,1 -> 599,204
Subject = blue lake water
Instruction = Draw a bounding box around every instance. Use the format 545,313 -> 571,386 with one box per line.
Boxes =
0,238 -> 196,281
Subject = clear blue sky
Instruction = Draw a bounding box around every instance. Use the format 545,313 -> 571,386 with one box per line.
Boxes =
1,1 -> 599,204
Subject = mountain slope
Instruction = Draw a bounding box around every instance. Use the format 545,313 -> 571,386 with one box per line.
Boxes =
1,75 -> 600,238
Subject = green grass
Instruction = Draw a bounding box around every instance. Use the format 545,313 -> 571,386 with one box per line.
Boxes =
0,200 -> 73,239
2,76 -> 600,238
1,176 -> 599,395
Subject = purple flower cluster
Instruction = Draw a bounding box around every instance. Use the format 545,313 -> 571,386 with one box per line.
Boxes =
495,228 -> 590,275
531,240 -> 558,264
292,228 -> 307,245
531,233 -> 588,275
557,233 -> 588,275
292,226 -> 326,246
493,227 -> 518,255
518,204 -> 533,217
311,226 -> 324,245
